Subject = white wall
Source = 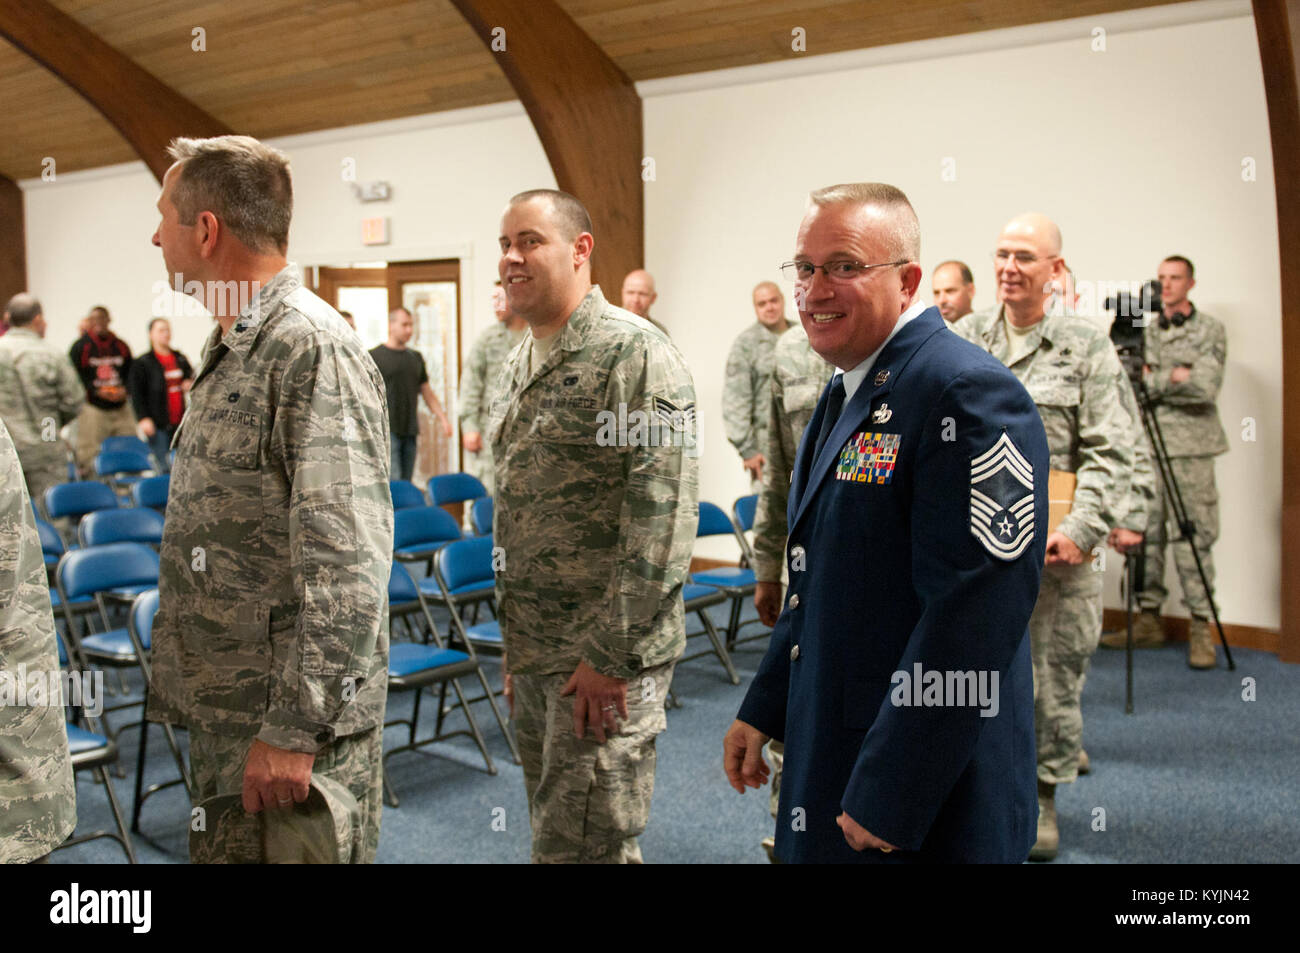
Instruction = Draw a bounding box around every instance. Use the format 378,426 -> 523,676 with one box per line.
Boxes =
21,103 -> 553,364
642,2 -> 1280,628
21,0 -> 1281,629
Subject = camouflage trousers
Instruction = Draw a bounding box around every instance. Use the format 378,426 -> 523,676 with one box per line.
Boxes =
1140,456 -> 1219,619
187,725 -> 383,864
512,660 -> 674,863
1030,561 -> 1103,785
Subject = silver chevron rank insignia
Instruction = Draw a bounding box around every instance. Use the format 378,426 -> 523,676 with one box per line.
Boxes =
969,431 -> 1035,561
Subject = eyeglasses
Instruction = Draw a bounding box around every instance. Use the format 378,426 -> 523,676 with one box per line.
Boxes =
780,259 -> 911,282
992,250 -> 1059,266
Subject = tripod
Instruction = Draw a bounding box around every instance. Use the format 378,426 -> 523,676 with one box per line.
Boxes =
1127,376 -> 1235,673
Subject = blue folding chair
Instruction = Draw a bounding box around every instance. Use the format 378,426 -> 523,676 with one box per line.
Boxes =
53,720 -> 138,864
36,517 -> 96,619
680,583 -> 740,685
393,506 -> 463,563
55,543 -> 160,740
36,516 -> 65,573
691,501 -> 759,649
79,508 -> 165,548
100,435 -> 152,457
123,588 -> 192,832
420,534 -> 496,615
432,538 -> 519,763
470,496 -> 494,536
427,472 -> 487,507
382,563 -> 501,805
390,479 -> 427,510
94,449 -> 153,480
45,481 -> 119,534
131,474 -> 170,512
94,449 -> 154,502
732,494 -> 759,565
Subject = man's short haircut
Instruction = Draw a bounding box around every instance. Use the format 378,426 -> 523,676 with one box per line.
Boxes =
507,189 -> 593,242
389,306 -> 412,323
166,135 -> 293,255
147,317 -> 170,333
89,305 -> 109,319
753,280 -> 782,297
935,260 -> 974,285
4,293 -> 41,327
808,183 -> 921,262
1162,254 -> 1195,279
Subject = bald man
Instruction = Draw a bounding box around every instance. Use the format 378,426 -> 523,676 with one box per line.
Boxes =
723,281 -> 794,486
932,260 -> 975,323
950,213 -> 1140,861
620,269 -> 670,337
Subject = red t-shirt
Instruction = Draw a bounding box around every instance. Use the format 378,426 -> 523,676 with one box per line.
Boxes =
157,350 -> 185,427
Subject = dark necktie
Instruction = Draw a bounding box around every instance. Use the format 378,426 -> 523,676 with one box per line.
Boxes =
812,374 -> 846,461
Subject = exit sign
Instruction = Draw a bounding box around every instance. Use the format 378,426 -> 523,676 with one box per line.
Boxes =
361,217 -> 389,245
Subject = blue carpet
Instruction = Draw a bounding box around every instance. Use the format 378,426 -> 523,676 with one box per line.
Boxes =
50,603 -> 1300,864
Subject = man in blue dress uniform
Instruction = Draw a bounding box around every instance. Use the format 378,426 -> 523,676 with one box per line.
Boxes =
723,183 -> 1049,863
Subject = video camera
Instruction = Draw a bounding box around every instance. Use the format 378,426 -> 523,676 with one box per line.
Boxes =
1105,279 -> 1162,384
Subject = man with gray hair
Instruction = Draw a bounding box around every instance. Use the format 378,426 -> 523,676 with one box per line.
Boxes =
725,183 -> 1048,863
148,134 -> 393,864
0,294 -> 83,506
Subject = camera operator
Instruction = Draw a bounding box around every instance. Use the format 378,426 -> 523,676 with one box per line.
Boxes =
1100,256 -> 1226,669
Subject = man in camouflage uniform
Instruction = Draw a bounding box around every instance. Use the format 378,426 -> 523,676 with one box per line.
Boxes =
749,320 -> 833,858
458,282 -> 526,494
0,419 -> 77,863
0,294 -> 83,508
723,282 -> 794,487
491,189 -> 698,863
951,213 -> 1137,861
1100,256 -> 1227,669
148,135 -> 393,864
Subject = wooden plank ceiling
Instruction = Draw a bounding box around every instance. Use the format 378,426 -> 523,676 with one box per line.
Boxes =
0,0 -> 1174,179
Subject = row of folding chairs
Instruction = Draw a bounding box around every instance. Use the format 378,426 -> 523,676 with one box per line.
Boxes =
682,496 -> 765,685
392,494 -> 766,692
46,542 -> 173,863
390,473 -> 487,510
48,532 -> 520,852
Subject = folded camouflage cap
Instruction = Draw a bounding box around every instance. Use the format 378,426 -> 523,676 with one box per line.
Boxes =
190,775 -> 362,864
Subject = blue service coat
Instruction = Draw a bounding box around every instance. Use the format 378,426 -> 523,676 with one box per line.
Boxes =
737,307 -> 1049,863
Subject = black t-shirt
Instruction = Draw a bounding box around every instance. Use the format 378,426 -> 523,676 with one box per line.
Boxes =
369,345 -> 429,438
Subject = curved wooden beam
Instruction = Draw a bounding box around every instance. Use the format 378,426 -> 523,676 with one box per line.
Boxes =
449,0 -> 643,295
0,0 -> 230,183
1253,0 -> 1300,662
0,175 -> 23,308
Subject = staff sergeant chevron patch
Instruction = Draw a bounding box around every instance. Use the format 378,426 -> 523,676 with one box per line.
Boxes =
970,431 -> 1035,561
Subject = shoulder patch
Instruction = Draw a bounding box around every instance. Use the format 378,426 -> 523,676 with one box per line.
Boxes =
652,395 -> 696,431
970,431 -> 1035,561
